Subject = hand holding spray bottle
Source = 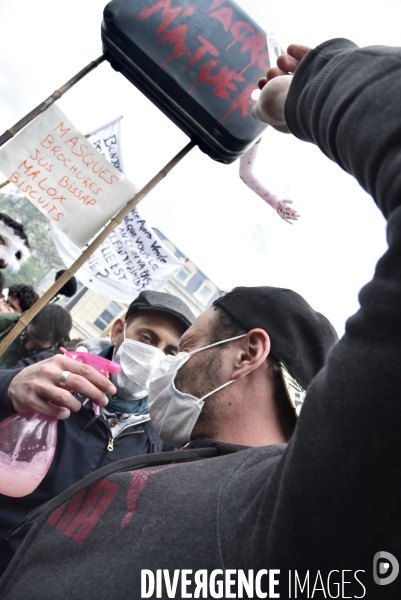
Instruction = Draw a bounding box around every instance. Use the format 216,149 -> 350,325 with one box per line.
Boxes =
0,350 -> 120,498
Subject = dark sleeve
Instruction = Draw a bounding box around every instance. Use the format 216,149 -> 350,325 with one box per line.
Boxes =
0,313 -> 19,337
254,40 -> 401,579
14,351 -> 53,368
0,367 -> 23,420
285,38 -> 401,219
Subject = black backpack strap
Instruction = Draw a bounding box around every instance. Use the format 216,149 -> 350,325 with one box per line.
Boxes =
142,419 -> 166,453
8,446 -> 219,539
151,441 -> 165,453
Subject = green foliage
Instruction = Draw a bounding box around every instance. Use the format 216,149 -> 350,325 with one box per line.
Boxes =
0,189 -> 60,288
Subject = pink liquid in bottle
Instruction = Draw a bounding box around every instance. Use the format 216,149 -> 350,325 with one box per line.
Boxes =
0,350 -> 120,497
0,412 -> 57,497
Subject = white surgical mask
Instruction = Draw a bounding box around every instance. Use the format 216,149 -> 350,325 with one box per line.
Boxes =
111,326 -> 165,400
148,334 -> 247,448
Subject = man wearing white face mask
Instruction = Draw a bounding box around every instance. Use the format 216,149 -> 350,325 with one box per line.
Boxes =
148,287 -> 337,449
75,290 -> 195,449
0,290 -> 195,577
1,284 -> 339,597
7,38 -> 401,600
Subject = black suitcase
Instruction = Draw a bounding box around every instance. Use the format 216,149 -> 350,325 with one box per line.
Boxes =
101,0 -> 269,164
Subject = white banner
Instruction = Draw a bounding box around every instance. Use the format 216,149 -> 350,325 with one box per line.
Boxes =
0,105 -> 137,247
50,116 -> 183,303
51,210 -> 183,303
86,116 -> 126,175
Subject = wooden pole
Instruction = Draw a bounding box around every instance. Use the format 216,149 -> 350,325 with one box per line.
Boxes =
0,140 -> 195,356
0,56 -> 106,148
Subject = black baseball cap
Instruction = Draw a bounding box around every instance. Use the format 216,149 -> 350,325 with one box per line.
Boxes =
125,290 -> 195,330
214,286 -> 338,415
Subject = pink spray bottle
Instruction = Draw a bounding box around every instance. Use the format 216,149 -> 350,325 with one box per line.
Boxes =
0,349 -> 120,498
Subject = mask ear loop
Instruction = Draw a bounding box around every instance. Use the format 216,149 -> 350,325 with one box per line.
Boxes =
178,334 -> 251,401
199,369 -> 253,402
189,334 -> 247,357
175,334 -> 246,387
112,323 -> 126,361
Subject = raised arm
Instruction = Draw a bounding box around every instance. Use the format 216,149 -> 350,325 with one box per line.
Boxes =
250,39 -> 401,594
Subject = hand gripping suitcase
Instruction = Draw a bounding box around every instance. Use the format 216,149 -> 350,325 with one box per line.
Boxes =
101,0 -> 269,164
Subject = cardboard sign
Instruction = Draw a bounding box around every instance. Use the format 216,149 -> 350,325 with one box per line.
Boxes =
50,116 -> 183,302
0,105 -> 137,247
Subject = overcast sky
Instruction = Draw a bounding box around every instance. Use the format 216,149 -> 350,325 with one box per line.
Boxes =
0,0 -> 399,335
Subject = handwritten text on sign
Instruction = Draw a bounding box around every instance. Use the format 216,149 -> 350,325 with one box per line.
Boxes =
0,104 -> 137,247
87,115 -> 125,174
51,209 -> 183,303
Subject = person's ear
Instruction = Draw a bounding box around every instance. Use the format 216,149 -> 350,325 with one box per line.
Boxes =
231,329 -> 270,380
111,318 -> 125,347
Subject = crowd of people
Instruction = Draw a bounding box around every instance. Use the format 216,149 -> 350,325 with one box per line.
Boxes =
0,217 -> 73,370
0,36 -> 400,599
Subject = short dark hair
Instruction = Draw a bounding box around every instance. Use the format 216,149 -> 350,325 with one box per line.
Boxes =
211,304 -> 296,435
209,303 -> 246,345
30,304 -> 72,346
125,310 -> 143,328
0,213 -> 29,248
8,284 -> 39,312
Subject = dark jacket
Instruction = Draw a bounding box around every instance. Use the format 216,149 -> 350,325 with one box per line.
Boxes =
1,39 -> 401,599
0,313 -> 54,369
0,313 -> 24,369
0,347 -> 168,576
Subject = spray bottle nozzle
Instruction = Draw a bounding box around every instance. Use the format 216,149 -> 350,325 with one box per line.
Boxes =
60,348 -> 121,414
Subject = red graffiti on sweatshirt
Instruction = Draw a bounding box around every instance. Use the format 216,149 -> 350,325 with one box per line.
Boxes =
47,479 -> 119,544
120,465 -> 175,529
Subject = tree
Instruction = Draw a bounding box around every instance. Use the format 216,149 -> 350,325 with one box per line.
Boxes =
0,188 -> 62,288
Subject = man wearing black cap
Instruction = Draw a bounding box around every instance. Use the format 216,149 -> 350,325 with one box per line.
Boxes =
73,289 -> 196,452
1,36 -> 399,599
149,286 -> 337,449
0,290 -> 195,576
0,284 -> 338,595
